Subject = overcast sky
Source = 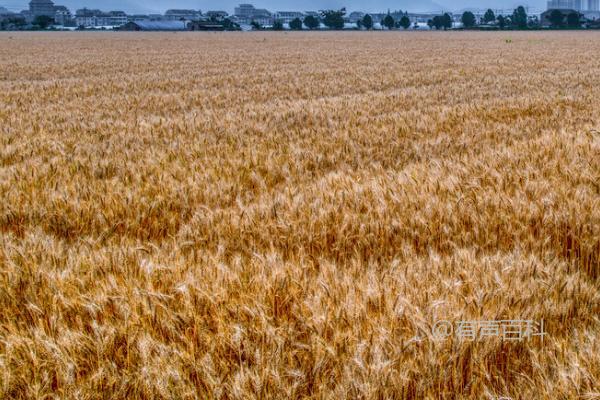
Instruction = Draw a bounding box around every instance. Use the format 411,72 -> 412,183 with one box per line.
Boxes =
2,0 -> 546,14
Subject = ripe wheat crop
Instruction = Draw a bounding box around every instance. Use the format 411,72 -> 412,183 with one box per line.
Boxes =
0,31 -> 599,399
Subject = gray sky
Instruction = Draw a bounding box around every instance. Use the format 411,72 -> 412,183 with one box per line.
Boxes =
2,0 -> 546,14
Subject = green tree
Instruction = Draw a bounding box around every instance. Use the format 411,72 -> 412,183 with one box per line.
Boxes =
13,17 -> 27,27
431,16 -> 443,30
250,20 -> 262,30
321,9 -> 346,30
461,11 -> 476,28
399,15 -> 411,29
497,15 -> 506,29
512,6 -> 528,29
303,15 -> 320,30
383,13 -> 395,30
362,14 -> 373,30
442,13 -> 453,30
289,17 -> 303,30
272,19 -> 284,30
33,15 -> 54,29
567,12 -> 582,28
483,9 -> 496,23
547,10 -> 564,28
222,18 -> 241,31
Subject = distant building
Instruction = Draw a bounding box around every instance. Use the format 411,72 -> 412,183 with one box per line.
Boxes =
544,0 -> 599,22
29,0 -> 55,18
27,0 -> 72,25
103,11 -> 127,26
347,11 -> 365,22
547,0 -> 583,10
75,8 -> 99,26
120,20 -> 188,31
234,4 -> 255,19
53,5 -> 73,25
541,8 -> 579,24
0,6 -> 13,18
273,11 -> 304,23
205,11 -> 229,19
583,10 -> 600,18
164,9 -> 201,21
234,4 -> 272,24
75,8 -> 127,27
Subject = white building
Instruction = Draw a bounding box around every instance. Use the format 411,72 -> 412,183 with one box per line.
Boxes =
547,0 -> 598,10
234,4 -> 272,24
53,5 -> 72,25
75,8 -> 127,27
273,11 -> 304,23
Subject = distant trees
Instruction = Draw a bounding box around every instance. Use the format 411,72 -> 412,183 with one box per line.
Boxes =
428,14 -> 452,30
289,17 -> 303,30
567,12 -> 582,28
496,15 -> 506,30
362,14 -> 373,30
33,15 -> 54,29
382,13 -> 395,30
442,13 -> 453,30
461,11 -> 476,28
222,18 -> 241,30
4,17 -> 26,30
512,6 -> 528,29
429,16 -> 442,30
422,12 -> 462,30
399,15 -> 411,29
303,15 -> 320,30
272,20 -> 284,30
321,8 -> 345,30
483,9 -> 496,23
250,20 -> 262,30
547,10 -> 563,28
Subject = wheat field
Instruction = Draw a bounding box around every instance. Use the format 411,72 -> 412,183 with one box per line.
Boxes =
0,31 -> 599,399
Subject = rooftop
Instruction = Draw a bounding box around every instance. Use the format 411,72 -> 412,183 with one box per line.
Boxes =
127,20 -> 188,30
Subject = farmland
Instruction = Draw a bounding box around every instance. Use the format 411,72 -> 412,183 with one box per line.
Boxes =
0,31 -> 599,399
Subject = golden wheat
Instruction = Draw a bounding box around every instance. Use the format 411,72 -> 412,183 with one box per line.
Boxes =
0,31 -> 599,399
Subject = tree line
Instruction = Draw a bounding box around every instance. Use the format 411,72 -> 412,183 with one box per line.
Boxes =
460,7 -> 587,29
253,6 -> 596,31
1,15 -> 55,30
255,9 -> 413,31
